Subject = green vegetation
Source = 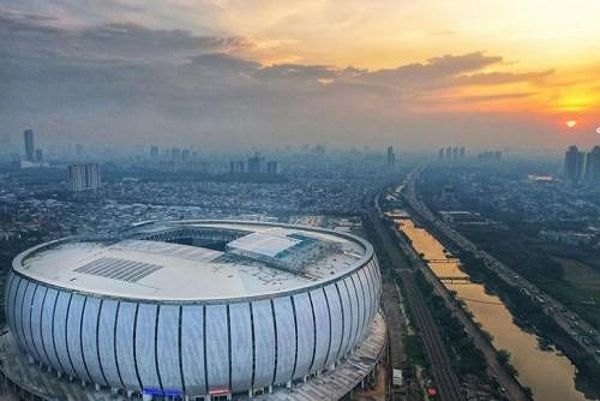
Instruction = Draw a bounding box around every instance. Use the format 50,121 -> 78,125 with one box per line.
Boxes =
496,350 -> 518,377
414,271 -> 489,380
417,164 -> 600,331
459,250 -> 600,393
459,224 -> 600,330
404,334 -> 428,367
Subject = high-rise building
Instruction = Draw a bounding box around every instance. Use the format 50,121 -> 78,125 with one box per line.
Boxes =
445,146 -> 452,160
564,145 -> 585,183
171,147 -> 181,162
67,163 -> 102,192
266,160 -> 279,175
452,146 -> 459,160
386,146 -> 396,168
477,150 -> 502,161
438,148 -> 445,159
459,147 -> 466,159
182,148 -> 191,162
150,145 -> 159,159
230,161 -> 245,174
23,129 -> 34,161
585,146 -> 600,181
247,152 -> 264,174
35,149 -> 43,162
76,144 -> 84,159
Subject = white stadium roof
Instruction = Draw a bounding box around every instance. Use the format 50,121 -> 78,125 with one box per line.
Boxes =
227,232 -> 302,258
14,221 -> 367,301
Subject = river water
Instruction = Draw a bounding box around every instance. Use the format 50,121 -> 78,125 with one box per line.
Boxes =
395,217 -> 593,401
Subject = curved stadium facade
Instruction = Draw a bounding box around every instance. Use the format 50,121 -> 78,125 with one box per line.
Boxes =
2,221 -> 385,400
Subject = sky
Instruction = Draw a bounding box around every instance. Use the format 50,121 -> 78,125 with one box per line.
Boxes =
1,0 -> 599,152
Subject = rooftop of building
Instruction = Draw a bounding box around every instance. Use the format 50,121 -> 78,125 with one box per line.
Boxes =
13,220 -> 370,302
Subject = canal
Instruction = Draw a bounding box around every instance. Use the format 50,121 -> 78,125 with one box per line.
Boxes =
394,217 -> 593,401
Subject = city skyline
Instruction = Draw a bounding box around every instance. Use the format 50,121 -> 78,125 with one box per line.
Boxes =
2,3 -> 600,401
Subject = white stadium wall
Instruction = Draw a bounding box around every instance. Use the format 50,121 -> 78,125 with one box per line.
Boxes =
4,249 -> 381,398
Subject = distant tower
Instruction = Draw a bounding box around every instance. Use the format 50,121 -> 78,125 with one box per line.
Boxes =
386,146 -> 396,168
35,149 -> 43,162
585,146 -> 600,181
76,144 -> 84,160
459,147 -> 466,159
266,160 -> 279,175
452,147 -> 459,160
247,152 -> 264,174
150,145 -> 159,160
438,148 -> 444,160
182,148 -> 191,162
24,129 -> 34,161
171,147 -> 181,162
564,145 -> 584,183
68,163 -> 101,192
445,146 -> 452,160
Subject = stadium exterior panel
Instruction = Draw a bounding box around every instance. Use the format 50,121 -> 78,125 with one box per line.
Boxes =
3,220 -> 383,400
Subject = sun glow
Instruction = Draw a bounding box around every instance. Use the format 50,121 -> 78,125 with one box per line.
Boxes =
558,92 -> 597,112
565,120 -> 578,128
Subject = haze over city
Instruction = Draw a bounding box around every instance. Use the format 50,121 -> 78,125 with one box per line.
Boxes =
1,3 -> 600,401
2,1 -> 599,151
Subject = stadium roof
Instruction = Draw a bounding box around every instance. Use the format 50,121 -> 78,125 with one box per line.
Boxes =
13,221 -> 368,302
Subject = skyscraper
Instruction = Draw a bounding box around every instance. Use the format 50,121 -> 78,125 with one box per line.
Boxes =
386,146 -> 396,168
182,148 -> 191,162
76,144 -> 84,159
171,147 -> 181,162
266,160 -> 279,175
67,163 -> 102,192
585,146 -> 600,181
230,160 -> 246,174
247,152 -> 264,174
564,145 -> 585,183
452,146 -> 459,160
150,145 -> 159,160
23,129 -> 34,161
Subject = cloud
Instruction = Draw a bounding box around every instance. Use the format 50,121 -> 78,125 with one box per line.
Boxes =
455,92 -> 535,103
256,64 -> 337,80
453,70 -> 554,86
0,10 -> 564,150
0,10 -> 250,64
364,52 -> 502,84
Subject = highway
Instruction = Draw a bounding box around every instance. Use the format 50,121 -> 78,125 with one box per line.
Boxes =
402,167 -> 600,366
368,199 -> 465,401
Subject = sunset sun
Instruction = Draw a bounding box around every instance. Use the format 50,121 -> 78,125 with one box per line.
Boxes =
565,120 -> 578,128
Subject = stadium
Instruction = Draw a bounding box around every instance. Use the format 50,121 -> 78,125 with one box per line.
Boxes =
1,220 -> 386,401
